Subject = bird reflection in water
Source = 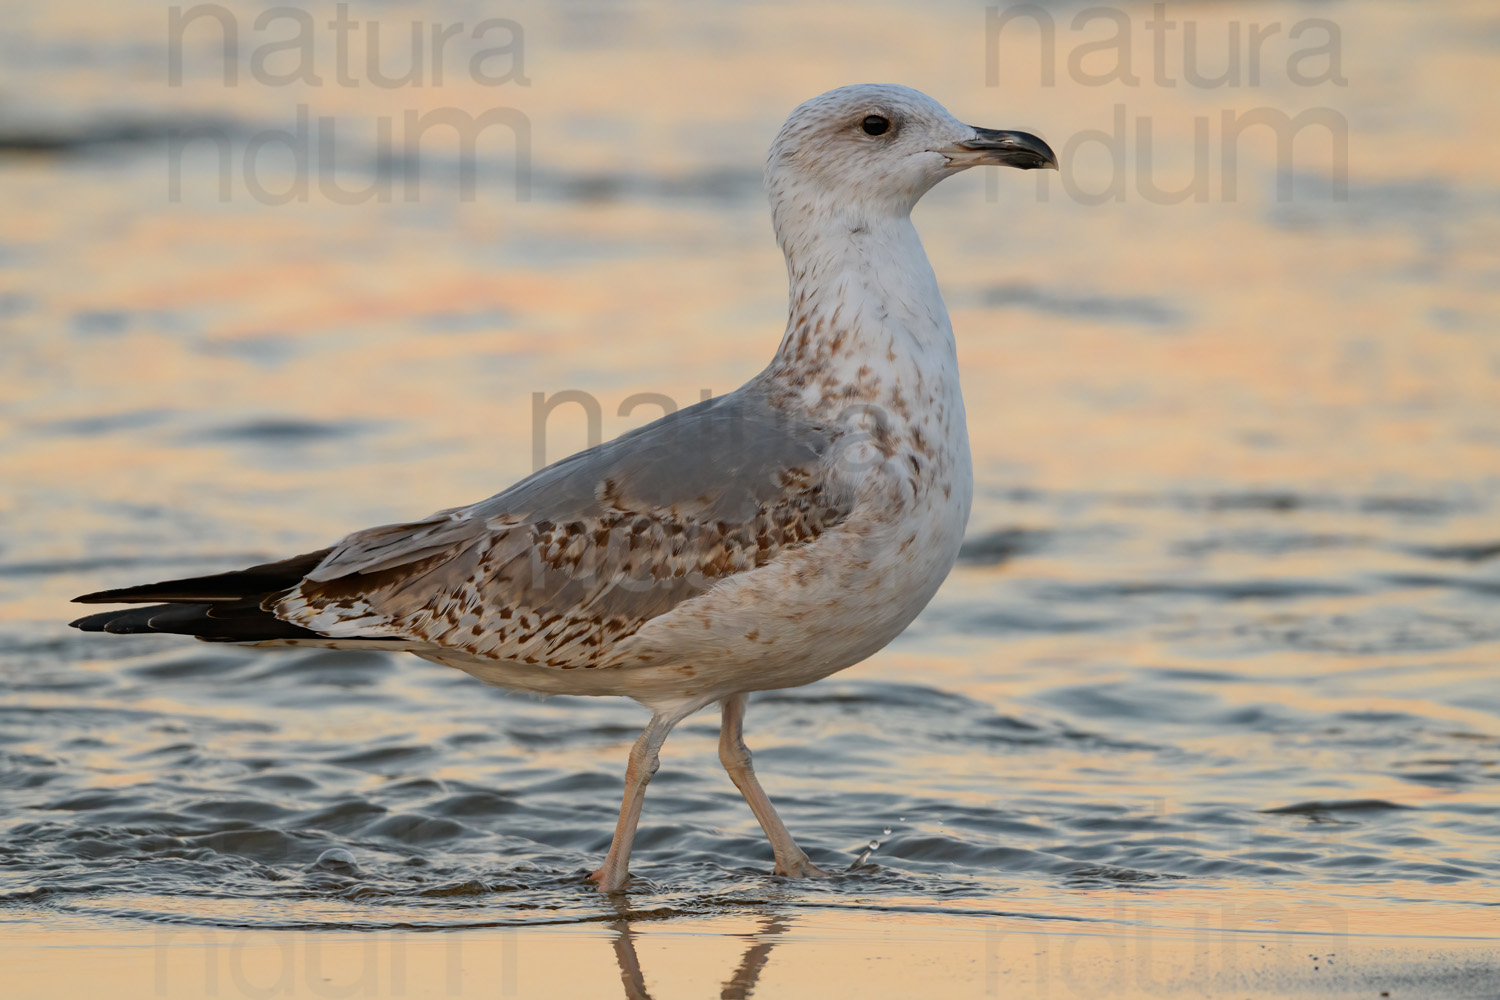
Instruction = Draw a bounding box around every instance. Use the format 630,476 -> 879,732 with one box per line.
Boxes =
607,905 -> 789,1000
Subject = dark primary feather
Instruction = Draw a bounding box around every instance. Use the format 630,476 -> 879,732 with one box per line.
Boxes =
66,548 -> 377,643
68,600 -> 323,642
70,549 -> 332,604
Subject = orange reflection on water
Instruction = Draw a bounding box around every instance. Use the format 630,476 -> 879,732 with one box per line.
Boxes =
1,0 -> 1498,985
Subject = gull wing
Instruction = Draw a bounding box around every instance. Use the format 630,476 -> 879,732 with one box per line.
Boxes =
274,385 -> 851,666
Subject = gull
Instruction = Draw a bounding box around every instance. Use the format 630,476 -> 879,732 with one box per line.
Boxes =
69,84 -> 1056,893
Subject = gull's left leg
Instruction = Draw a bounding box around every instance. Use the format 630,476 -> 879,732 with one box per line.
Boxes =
719,693 -> 828,878
588,710 -> 682,893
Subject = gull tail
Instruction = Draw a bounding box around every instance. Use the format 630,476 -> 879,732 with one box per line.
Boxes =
67,548 -> 381,644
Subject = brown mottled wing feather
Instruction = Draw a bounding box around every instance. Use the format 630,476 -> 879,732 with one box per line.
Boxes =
275,386 -> 851,666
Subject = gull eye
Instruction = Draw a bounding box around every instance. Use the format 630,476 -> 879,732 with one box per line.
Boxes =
861,115 -> 891,136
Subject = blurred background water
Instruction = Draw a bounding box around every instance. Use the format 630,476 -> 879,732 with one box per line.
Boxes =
1,0 -> 1498,950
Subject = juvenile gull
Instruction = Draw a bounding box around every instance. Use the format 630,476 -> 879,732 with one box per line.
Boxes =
70,84 -> 1056,893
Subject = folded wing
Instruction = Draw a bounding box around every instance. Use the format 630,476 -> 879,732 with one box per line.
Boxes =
76,387 -> 852,665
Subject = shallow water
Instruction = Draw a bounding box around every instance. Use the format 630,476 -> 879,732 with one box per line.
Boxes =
2,0 -> 1498,954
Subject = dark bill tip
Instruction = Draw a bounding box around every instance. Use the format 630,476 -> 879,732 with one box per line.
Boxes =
955,128 -> 1058,170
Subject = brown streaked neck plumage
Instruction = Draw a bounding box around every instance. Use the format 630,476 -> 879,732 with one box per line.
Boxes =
762,203 -> 959,421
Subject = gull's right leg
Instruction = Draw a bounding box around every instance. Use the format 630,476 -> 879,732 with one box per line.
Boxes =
719,693 -> 827,878
589,711 -> 680,893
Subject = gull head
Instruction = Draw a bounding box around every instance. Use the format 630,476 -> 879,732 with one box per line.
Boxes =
766,83 -> 1056,228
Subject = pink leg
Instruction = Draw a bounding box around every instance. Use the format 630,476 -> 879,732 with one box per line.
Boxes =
719,694 -> 827,878
589,712 -> 679,893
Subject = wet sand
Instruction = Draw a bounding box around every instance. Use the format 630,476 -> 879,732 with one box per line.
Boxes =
8,910 -> 1500,999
